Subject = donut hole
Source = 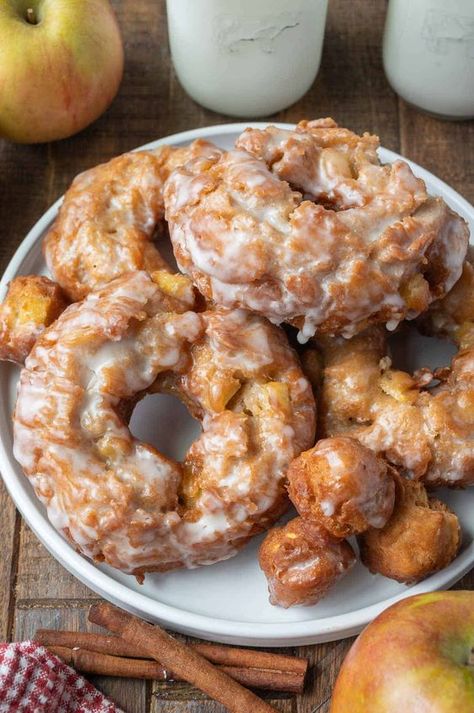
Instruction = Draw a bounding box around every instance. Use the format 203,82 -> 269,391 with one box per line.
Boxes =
154,225 -> 179,270
388,323 -> 457,377
129,392 -> 201,461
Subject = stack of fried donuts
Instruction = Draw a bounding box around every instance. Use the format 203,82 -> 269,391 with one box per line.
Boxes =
1,118 -> 471,607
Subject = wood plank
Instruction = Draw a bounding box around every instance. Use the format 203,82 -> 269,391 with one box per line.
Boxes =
0,143 -> 50,274
151,704 -> 234,713
151,681 -> 295,708
150,697 -> 295,713
295,639 -> 352,713
0,481 -> 19,641
15,525 -> 97,602
453,570 -> 474,590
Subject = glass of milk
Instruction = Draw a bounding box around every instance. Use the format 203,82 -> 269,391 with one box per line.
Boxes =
166,0 -> 329,117
383,0 -> 474,119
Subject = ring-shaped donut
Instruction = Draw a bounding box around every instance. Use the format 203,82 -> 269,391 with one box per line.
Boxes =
318,255 -> 474,486
1,143 -> 221,362
44,140 -> 222,301
13,271 -> 315,574
164,119 -> 468,341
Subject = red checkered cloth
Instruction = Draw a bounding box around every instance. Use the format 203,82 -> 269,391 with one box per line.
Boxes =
0,642 -> 124,712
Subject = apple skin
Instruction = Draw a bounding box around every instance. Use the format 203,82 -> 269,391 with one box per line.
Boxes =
0,0 -> 124,143
330,591 -> 474,713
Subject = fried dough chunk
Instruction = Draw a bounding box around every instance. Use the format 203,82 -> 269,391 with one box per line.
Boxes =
0,275 -> 68,363
259,516 -> 356,608
288,437 -> 395,538
358,473 -> 461,583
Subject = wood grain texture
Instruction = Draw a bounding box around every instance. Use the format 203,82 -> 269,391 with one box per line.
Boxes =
0,0 -> 473,711
15,525 -> 96,602
150,696 -> 295,713
0,482 -> 19,641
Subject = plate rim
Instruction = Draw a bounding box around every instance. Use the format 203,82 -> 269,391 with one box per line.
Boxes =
0,121 -> 473,647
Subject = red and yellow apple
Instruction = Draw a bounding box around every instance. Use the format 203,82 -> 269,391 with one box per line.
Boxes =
330,591 -> 474,713
0,0 -> 124,143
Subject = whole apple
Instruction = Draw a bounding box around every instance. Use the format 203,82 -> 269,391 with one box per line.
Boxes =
0,0 -> 123,143
330,591 -> 474,713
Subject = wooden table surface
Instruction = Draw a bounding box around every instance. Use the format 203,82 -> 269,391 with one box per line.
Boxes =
1,1 -> 473,711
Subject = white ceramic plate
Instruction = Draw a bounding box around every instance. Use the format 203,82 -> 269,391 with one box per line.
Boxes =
1,123 -> 473,647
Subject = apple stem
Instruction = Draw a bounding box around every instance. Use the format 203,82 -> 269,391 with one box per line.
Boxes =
26,7 -> 36,24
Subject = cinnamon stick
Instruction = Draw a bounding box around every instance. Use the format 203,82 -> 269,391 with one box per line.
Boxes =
193,642 -> 308,676
48,645 -> 168,680
35,629 -> 307,677
89,602 -> 279,713
47,645 -> 304,693
36,630 -> 138,659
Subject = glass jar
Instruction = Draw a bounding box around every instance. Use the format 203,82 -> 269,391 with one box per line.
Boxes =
166,0 -> 329,117
383,0 -> 474,120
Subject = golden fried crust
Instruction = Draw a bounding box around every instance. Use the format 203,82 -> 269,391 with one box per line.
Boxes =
318,318 -> 474,487
259,516 -> 356,608
0,276 -> 68,364
13,272 -> 316,575
165,118 -> 468,340
420,247 -> 474,350
318,328 -> 387,431
358,473 -> 461,583
287,437 -> 395,538
43,140 -> 222,301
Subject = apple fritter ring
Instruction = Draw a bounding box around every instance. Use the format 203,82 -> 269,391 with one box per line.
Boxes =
43,139 -> 222,301
164,118 -> 468,341
258,516 -> 356,608
287,437 -> 395,538
358,472 -> 461,583
318,300 -> 474,486
13,271 -> 315,575
0,275 -> 68,364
